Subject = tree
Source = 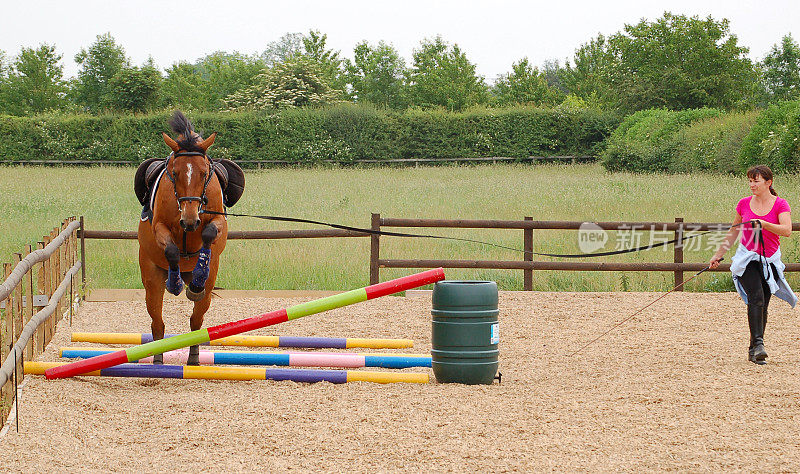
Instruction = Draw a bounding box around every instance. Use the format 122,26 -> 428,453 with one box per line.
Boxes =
541,59 -> 568,94
562,13 -> 756,112
301,30 -> 347,92
608,13 -> 755,112
107,63 -> 162,112
762,34 -> 800,102
223,54 -> 342,110
405,36 -> 488,111
0,44 -> 68,115
72,33 -> 129,111
163,51 -> 266,110
345,40 -> 406,108
492,58 -> 562,106
561,34 -> 616,107
262,33 -> 304,66
161,62 -> 206,110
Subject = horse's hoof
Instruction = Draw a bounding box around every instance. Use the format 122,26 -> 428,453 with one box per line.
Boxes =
153,354 -> 163,365
165,276 -> 184,296
186,284 -> 205,302
186,355 -> 199,366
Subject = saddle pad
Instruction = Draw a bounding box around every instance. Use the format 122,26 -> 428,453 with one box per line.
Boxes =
214,159 -> 245,207
134,157 -> 166,205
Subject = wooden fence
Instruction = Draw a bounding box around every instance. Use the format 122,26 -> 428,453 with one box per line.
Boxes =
0,217 -> 82,431
368,215 -> 800,289
75,214 -> 800,292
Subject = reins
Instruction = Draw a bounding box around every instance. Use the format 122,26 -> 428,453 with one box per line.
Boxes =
202,210 -> 759,356
754,221 -> 772,282
200,209 -> 755,260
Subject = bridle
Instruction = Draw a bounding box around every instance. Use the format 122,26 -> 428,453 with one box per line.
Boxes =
164,150 -> 215,259
164,151 -> 214,214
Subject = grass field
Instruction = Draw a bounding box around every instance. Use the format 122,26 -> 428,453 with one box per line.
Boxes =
2,162 -> 800,292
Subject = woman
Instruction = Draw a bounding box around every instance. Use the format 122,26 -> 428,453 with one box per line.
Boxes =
710,165 -> 795,365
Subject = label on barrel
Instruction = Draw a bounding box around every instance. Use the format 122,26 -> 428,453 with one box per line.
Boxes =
490,323 -> 499,344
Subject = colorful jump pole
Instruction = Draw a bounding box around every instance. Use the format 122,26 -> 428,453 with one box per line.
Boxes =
71,332 -> 414,349
46,268 -> 445,379
29,362 -> 429,384
60,347 -> 432,369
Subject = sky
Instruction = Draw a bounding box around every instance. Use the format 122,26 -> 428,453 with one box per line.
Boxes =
1,0 -> 798,83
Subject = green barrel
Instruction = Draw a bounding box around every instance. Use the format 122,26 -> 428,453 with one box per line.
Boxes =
431,280 -> 499,384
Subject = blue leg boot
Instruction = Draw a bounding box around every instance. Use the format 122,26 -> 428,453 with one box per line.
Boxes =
186,247 -> 210,302
165,266 -> 184,296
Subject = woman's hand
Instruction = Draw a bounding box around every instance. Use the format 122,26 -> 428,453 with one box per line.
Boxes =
709,256 -> 723,270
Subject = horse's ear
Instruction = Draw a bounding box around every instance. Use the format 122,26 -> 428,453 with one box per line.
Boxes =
198,132 -> 217,152
163,132 -> 180,152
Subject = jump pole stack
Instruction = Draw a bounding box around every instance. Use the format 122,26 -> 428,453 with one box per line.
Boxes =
29,362 -> 428,384
45,268 -> 445,380
71,332 -> 414,349
59,347 -> 432,369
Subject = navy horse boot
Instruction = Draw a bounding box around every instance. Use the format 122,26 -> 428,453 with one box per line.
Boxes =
186,247 -> 210,302
165,266 -> 184,296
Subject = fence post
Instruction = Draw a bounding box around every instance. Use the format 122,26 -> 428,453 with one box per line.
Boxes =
2,263 -> 11,427
36,242 -> 45,353
23,245 -> 34,361
44,233 -> 54,344
524,217 -> 533,291
369,213 -> 381,285
58,221 -> 66,321
80,216 -> 86,298
69,217 -> 75,325
11,253 -> 25,383
674,217 -> 684,291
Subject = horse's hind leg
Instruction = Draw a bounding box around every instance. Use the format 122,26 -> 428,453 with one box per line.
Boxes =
141,260 -> 167,365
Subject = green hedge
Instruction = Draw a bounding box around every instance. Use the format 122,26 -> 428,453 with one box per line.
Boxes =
600,108 -> 722,172
0,104 -> 619,164
738,100 -> 800,172
670,111 -> 760,173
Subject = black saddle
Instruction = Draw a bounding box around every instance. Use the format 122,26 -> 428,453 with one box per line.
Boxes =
134,157 -> 245,208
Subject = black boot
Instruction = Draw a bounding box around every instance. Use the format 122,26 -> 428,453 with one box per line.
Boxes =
748,304 -> 767,365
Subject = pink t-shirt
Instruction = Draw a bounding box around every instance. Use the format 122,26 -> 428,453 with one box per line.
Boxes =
736,196 -> 791,257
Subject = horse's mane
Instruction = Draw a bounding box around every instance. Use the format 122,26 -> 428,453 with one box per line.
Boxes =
169,111 -> 205,153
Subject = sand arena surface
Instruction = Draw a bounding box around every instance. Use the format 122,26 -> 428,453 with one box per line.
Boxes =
2,291 -> 800,471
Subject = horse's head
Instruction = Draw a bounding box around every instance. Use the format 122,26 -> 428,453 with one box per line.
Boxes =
162,111 -> 217,233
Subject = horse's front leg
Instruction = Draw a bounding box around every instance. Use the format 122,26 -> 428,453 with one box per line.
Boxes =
186,222 -> 218,302
163,242 -> 183,296
154,223 -> 183,297
187,255 -> 220,365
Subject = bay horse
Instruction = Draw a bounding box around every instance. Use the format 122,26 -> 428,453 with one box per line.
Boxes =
137,111 -> 228,365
